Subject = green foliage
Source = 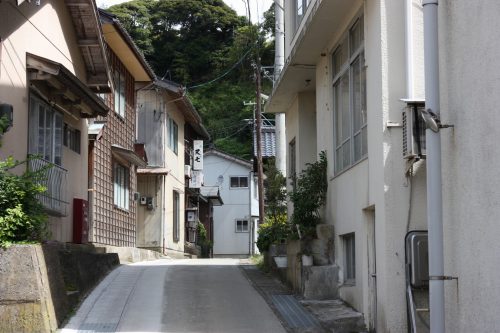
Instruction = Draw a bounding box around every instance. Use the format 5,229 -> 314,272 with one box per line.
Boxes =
264,158 -> 287,220
289,151 -> 328,237
0,157 -> 48,247
107,0 -> 276,159
256,214 -> 289,253
197,222 -> 212,258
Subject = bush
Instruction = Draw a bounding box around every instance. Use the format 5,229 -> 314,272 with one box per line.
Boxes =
197,222 -> 212,258
289,151 -> 327,238
256,214 -> 290,253
0,157 -> 48,247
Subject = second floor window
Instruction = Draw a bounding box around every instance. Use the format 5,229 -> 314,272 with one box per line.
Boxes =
230,176 -> 248,189
113,69 -> 126,118
63,124 -> 81,154
113,162 -> 129,210
333,16 -> 367,174
168,117 -> 178,154
28,94 -> 63,165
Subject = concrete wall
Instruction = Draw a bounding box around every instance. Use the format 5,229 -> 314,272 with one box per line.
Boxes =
439,1 -> 500,331
136,174 -> 163,250
204,153 -> 252,256
0,0 -> 92,242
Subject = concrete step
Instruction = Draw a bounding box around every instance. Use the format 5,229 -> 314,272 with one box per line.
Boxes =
300,299 -> 367,333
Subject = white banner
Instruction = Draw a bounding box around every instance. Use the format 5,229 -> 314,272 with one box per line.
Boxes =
193,140 -> 203,170
189,170 -> 203,188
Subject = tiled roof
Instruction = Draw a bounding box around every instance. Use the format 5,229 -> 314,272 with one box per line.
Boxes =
254,126 -> 276,157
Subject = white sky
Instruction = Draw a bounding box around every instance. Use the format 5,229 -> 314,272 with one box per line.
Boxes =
97,0 -> 274,24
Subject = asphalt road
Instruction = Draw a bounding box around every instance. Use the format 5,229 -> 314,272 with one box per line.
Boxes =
61,258 -> 286,333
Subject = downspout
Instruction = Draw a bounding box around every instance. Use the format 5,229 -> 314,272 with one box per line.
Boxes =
274,0 -> 286,176
423,1 -> 445,332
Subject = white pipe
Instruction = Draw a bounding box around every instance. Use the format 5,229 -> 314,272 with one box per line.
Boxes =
405,0 -> 415,100
274,0 -> 286,176
423,0 -> 445,332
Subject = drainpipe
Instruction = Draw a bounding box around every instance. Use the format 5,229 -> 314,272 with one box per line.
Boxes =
405,0 -> 414,100
274,0 -> 286,176
423,1 -> 445,332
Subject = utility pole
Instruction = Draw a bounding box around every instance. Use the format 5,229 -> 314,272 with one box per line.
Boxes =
254,59 -> 265,225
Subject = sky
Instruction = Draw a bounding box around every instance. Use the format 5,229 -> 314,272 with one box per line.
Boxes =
97,0 -> 274,24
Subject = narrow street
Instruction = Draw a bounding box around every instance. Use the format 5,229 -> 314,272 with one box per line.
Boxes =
61,259 -> 287,333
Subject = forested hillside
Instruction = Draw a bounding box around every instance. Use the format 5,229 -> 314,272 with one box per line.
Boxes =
107,0 -> 275,159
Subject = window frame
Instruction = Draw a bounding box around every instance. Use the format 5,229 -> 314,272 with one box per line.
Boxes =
173,190 -> 180,242
230,176 -> 249,189
63,123 -> 81,154
332,15 -> 367,175
168,117 -> 178,155
28,94 -> 63,165
113,68 -> 126,118
342,233 -> 356,284
113,162 -> 130,210
235,219 -> 249,233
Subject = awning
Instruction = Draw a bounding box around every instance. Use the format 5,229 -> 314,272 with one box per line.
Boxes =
111,144 -> 147,167
27,54 -> 109,118
200,186 -> 224,206
137,167 -> 170,175
88,122 -> 105,141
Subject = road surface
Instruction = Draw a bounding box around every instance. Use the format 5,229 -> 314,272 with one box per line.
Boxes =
61,258 -> 286,333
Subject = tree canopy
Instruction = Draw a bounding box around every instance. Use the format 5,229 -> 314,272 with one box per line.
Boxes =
107,0 -> 275,159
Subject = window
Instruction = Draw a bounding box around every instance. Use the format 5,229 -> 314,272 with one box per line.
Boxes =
289,138 -> 296,189
63,124 -> 81,154
236,220 -> 249,232
113,162 -> 129,210
294,0 -> 311,31
342,233 -> 356,283
29,95 -> 63,165
173,191 -> 180,242
333,17 -> 367,174
230,176 -> 248,188
168,117 -> 178,154
113,69 -> 126,118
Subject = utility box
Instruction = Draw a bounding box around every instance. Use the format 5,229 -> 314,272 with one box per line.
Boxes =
405,231 -> 429,288
73,198 -> 89,244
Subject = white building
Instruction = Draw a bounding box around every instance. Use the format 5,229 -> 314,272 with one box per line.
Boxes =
203,149 -> 259,257
266,0 -> 500,332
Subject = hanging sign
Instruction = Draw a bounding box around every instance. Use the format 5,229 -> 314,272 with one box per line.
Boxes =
189,170 -> 203,188
193,140 -> 203,170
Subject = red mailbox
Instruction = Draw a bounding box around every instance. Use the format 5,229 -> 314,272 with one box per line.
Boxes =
73,198 -> 89,244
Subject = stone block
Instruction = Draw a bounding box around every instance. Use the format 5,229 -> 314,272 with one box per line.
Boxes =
302,265 -> 339,300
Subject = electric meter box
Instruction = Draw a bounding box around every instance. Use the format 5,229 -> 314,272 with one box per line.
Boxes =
405,231 -> 429,288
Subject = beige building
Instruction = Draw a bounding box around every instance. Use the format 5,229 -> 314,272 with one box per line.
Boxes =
0,0 -> 112,241
137,79 -> 209,257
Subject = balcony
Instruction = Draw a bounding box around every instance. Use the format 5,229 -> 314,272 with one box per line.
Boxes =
29,158 -> 69,217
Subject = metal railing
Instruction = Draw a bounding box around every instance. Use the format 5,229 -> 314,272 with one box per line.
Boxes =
29,157 -> 69,217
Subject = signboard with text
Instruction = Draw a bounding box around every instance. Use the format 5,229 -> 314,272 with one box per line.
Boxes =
189,170 -> 203,188
193,140 -> 203,170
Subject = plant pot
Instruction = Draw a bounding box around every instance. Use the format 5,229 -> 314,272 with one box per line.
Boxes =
273,256 -> 288,268
302,254 -> 313,266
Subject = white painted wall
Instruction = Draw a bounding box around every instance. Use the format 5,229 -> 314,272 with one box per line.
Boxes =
439,2 -> 500,331
204,152 -> 253,256
280,0 -> 428,331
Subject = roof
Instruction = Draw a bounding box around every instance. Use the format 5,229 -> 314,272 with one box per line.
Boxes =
66,0 -> 113,92
151,79 -> 210,139
98,9 -> 155,82
254,126 -> 276,157
27,53 -> 109,117
204,148 -> 252,169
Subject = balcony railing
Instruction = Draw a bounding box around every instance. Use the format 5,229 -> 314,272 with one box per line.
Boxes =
29,158 -> 69,217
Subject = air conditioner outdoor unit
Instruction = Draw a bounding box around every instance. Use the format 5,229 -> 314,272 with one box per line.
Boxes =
184,165 -> 192,178
402,101 -> 426,160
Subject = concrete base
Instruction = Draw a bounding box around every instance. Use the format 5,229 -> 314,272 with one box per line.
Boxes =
302,265 -> 339,300
95,245 -> 166,263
